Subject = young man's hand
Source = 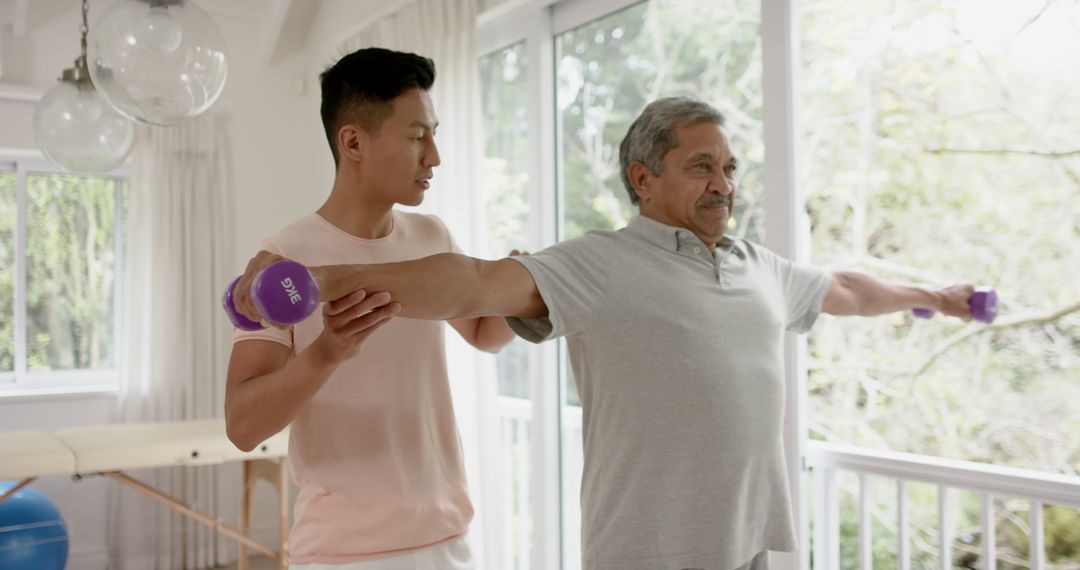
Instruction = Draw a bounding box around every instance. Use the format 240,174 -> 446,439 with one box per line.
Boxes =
309,290 -> 401,366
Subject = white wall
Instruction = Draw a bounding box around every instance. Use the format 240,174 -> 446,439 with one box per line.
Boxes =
214,10 -> 322,273
286,0 -> 398,218
0,88 -> 36,149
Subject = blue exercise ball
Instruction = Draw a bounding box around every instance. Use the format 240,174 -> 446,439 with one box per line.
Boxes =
0,481 -> 69,570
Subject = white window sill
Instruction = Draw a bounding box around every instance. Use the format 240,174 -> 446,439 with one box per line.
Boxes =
0,385 -> 119,403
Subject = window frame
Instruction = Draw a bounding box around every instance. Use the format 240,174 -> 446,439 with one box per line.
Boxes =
0,151 -> 128,396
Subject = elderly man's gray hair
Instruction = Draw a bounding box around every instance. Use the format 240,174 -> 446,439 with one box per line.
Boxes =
618,97 -> 726,205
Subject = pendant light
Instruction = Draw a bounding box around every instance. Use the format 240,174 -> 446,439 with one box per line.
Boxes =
32,0 -> 135,174
88,0 -> 228,126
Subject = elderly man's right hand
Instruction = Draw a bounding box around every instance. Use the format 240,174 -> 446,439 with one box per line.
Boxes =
233,250 -> 288,327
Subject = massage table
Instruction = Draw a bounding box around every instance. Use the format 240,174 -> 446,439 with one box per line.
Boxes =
0,419 -> 290,569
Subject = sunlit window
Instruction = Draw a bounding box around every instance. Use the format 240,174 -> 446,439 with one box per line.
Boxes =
0,161 -> 127,390
480,41 -> 539,570
801,1 -> 1080,565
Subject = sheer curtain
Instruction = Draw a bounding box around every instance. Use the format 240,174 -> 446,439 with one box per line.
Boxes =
108,114 -> 237,569
338,0 -> 504,566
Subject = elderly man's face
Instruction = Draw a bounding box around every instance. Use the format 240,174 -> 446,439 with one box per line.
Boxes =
636,122 -> 737,250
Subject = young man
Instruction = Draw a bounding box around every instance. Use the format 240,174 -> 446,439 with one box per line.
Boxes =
224,48 -> 515,569
233,97 -> 976,570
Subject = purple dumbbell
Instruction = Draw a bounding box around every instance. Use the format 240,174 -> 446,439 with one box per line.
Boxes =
913,287 -> 998,324
222,260 -> 320,331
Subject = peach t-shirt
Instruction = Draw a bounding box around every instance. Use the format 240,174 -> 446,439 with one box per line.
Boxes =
232,211 -> 473,564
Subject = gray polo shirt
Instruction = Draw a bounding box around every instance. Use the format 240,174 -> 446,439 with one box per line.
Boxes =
507,215 -> 831,570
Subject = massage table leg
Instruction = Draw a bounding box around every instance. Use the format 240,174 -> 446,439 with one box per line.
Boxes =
0,477 -> 37,503
239,461 -> 253,570
238,457 -> 290,569
277,459 -> 289,570
105,469 -> 283,562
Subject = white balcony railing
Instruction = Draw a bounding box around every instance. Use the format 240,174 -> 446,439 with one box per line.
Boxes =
808,441 -> 1080,570
496,396 -> 1080,570
497,395 -> 534,570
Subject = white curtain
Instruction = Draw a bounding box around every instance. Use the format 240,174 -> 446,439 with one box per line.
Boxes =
338,1 -> 504,567
108,113 -> 237,569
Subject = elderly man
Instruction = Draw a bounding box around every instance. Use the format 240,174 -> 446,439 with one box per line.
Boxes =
233,97 -> 974,570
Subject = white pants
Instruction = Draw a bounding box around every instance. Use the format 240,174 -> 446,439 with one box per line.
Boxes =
290,535 -> 474,570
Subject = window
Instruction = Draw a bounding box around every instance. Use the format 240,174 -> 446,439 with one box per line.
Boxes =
478,0 -> 1080,567
0,168 -> 14,374
480,41 -> 543,569
800,1 -> 1080,566
0,157 -> 128,392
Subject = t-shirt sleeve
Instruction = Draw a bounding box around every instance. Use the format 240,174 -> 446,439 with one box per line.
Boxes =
428,214 -> 463,255
231,239 -> 295,349
773,255 -> 832,334
505,236 -> 607,343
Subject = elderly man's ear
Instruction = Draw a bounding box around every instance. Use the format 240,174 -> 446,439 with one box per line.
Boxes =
629,162 -> 653,204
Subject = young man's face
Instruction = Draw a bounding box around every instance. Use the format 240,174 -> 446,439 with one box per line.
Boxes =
361,88 -> 441,207
638,122 -> 737,248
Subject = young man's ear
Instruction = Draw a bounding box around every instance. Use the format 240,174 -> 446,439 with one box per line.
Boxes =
628,161 -> 653,204
337,124 -> 367,163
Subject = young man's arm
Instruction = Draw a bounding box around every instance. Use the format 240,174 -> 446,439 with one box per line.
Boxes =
232,250 -> 548,326
821,271 -> 974,318
225,290 -> 399,451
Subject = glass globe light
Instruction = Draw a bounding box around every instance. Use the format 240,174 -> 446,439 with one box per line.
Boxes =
88,0 -> 228,126
33,63 -> 135,173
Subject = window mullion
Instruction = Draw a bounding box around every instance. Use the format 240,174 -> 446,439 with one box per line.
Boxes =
113,178 -> 125,371
13,160 -> 27,383
526,8 -> 563,570
762,1 -> 808,569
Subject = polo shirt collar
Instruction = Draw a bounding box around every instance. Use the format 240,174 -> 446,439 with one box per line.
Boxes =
626,215 -> 745,258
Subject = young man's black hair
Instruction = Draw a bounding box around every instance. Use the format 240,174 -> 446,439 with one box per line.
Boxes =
319,48 -> 436,165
